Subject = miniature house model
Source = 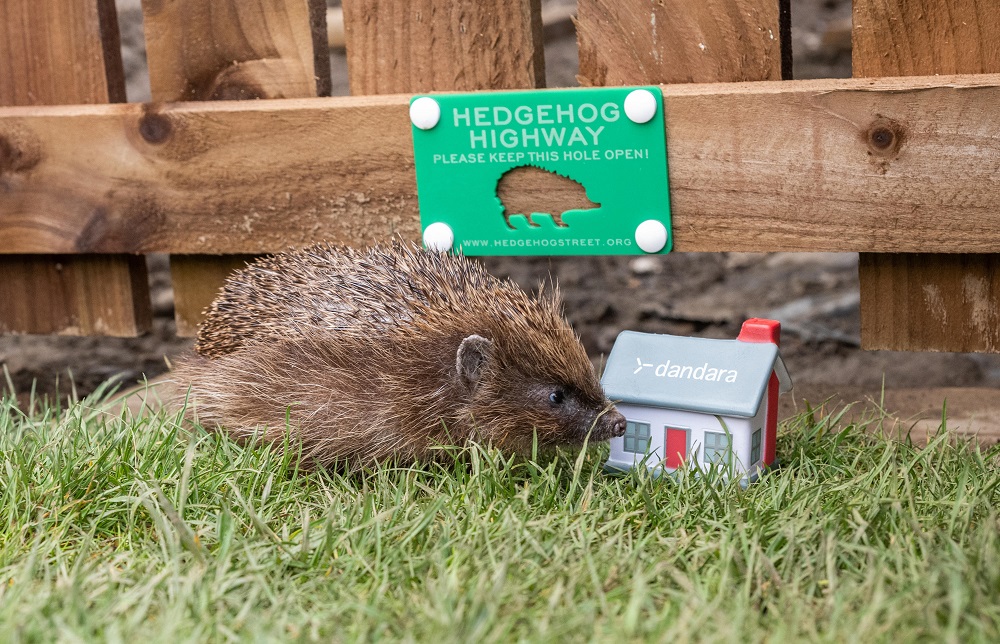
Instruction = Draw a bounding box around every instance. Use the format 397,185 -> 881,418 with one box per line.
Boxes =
603,319 -> 791,482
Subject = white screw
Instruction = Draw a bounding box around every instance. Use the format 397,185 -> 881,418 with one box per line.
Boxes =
635,220 -> 668,253
624,89 -> 658,124
409,96 -> 441,130
423,222 -> 454,251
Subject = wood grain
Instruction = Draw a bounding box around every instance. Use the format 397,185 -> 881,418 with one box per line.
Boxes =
858,255 -> 1000,352
854,0 -> 1000,352
497,167 -> 599,229
0,0 -> 125,105
3,76 -> 1000,255
853,0 -> 1000,78
0,0 -> 149,336
141,0 -> 329,335
342,0 -> 545,94
0,256 -> 150,335
141,0 -> 330,100
577,0 -> 791,86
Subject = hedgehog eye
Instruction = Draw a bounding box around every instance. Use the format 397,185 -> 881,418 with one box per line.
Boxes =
548,389 -> 565,405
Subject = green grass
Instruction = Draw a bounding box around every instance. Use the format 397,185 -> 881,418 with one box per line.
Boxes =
1,385 -> 999,642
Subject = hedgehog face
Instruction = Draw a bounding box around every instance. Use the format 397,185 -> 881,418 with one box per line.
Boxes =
456,333 -> 626,449
521,382 -> 627,444
463,377 -> 625,450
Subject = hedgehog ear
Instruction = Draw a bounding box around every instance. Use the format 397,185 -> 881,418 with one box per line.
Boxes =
456,334 -> 493,391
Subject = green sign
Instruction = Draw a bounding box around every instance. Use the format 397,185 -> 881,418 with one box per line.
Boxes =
409,86 -> 672,256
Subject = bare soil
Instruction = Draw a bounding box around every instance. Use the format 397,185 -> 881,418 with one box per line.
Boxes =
4,0 -> 999,438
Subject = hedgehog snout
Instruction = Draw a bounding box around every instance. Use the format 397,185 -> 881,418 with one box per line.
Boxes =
606,408 -> 627,438
590,406 -> 627,441
610,411 -> 627,437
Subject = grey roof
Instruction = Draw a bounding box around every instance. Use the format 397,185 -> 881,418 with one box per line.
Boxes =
601,331 -> 792,418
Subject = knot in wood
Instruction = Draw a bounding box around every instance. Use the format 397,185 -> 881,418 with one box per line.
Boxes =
864,116 -> 905,158
139,111 -> 172,144
0,133 -> 41,174
0,136 -> 19,173
870,128 -> 894,150
75,197 -> 163,253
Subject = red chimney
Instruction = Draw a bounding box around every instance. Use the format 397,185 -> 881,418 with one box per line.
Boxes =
737,318 -> 781,346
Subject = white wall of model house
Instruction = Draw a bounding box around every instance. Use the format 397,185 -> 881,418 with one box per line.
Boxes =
607,402 -> 767,474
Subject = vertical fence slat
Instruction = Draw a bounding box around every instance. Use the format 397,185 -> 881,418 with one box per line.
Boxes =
342,0 -> 545,94
0,0 -> 151,336
854,2 -> 1000,352
577,0 -> 791,86
140,0 -> 330,336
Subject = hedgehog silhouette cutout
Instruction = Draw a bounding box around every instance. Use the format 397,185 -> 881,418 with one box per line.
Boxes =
495,165 -> 600,229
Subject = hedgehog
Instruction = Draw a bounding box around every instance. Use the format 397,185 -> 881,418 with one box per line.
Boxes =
173,241 -> 626,469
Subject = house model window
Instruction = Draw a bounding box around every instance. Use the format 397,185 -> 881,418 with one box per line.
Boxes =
703,431 -> 730,465
602,319 -> 792,484
623,421 -> 651,453
750,428 -> 762,464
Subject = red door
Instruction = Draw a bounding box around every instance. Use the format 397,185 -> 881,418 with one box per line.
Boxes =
665,427 -> 688,469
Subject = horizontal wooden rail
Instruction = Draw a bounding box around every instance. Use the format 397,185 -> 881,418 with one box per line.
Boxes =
2,74 -> 1000,254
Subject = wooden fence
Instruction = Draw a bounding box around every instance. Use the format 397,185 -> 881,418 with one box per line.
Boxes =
1,0 -> 998,352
